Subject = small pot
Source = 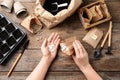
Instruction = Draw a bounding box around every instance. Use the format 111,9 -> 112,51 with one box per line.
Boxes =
0,0 -> 14,12
14,2 -> 28,18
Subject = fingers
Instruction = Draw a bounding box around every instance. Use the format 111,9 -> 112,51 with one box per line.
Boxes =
47,33 -> 60,51
75,40 -> 83,53
73,40 -> 85,58
41,38 -> 47,47
52,33 -> 60,50
48,33 -> 55,43
76,40 -> 85,51
73,41 -> 80,57
72,54 -> 75,60
47,33 -> 60,44
55,38 -> 60,49
75,40 -> 83,48
46,33 -> 86,57
51,33 -> 59,43
76,40 -> 87,55
54,35 -> 60,44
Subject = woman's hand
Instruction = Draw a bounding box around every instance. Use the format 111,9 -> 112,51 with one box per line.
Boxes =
72,40 -> 103,80
72,40 -> 89,70
41,33 -> 60,63
26,33 -> 60,80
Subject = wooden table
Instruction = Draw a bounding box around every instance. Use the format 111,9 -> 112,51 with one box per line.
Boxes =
0,0 -> 120,80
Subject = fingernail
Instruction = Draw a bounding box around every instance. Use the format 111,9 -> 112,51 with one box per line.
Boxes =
76,40 -> 79,42
73,42 -> 75,45
52,32 -> 54,34
59,39 -> 61,41
75,40 -> 77,42
45,38 -> 47,41
56,33 -> 58,35
58,35 -> 60,38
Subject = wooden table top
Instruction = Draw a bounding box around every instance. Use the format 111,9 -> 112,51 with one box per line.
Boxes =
0,0 -> 120,80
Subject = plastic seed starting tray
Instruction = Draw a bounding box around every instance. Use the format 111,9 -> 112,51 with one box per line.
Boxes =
0,13 -> 27,64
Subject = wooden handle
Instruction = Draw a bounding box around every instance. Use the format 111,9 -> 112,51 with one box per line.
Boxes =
108,21 -> 112,46
101,21 -> 113,47
7,53 -> 22,77
101,31 -> 109,47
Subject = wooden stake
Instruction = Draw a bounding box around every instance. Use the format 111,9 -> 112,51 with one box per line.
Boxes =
101,21 -> 112,47
101,31 -> 109,47
108,21 -> 112,47
7,53 -> 22,77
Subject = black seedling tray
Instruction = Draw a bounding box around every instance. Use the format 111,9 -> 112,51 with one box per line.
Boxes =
0,13 -> 27,64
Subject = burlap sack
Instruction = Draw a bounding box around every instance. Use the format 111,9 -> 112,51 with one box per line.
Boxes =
34,0 -> 82,29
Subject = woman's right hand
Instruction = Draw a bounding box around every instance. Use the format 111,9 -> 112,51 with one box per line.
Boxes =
72,40 -> 90,70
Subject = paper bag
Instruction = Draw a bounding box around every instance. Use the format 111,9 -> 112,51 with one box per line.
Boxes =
34,0 -> 82,29
60,36 -> 77,56
83,28 -> 103,48
21,14 -> 42,33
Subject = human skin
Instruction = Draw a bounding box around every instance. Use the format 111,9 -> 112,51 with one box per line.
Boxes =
26,33 -> 60,80
72,40 -> 102,80
26,33 -> 102,80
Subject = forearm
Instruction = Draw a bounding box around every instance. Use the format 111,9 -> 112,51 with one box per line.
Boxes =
26,57 -> 52,80
80,64 -> 103,80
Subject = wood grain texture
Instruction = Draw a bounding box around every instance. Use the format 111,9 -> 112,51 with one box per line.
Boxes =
0,49 -> 120,71
0,0 -> 120,79
0,0 -> 36,2
0,72 -> 120,80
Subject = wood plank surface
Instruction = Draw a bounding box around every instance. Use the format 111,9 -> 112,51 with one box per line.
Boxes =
0,0 -> 120,80
0,72 -> 120,80
0,0 -> 36,2
0,49 -> 120,71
